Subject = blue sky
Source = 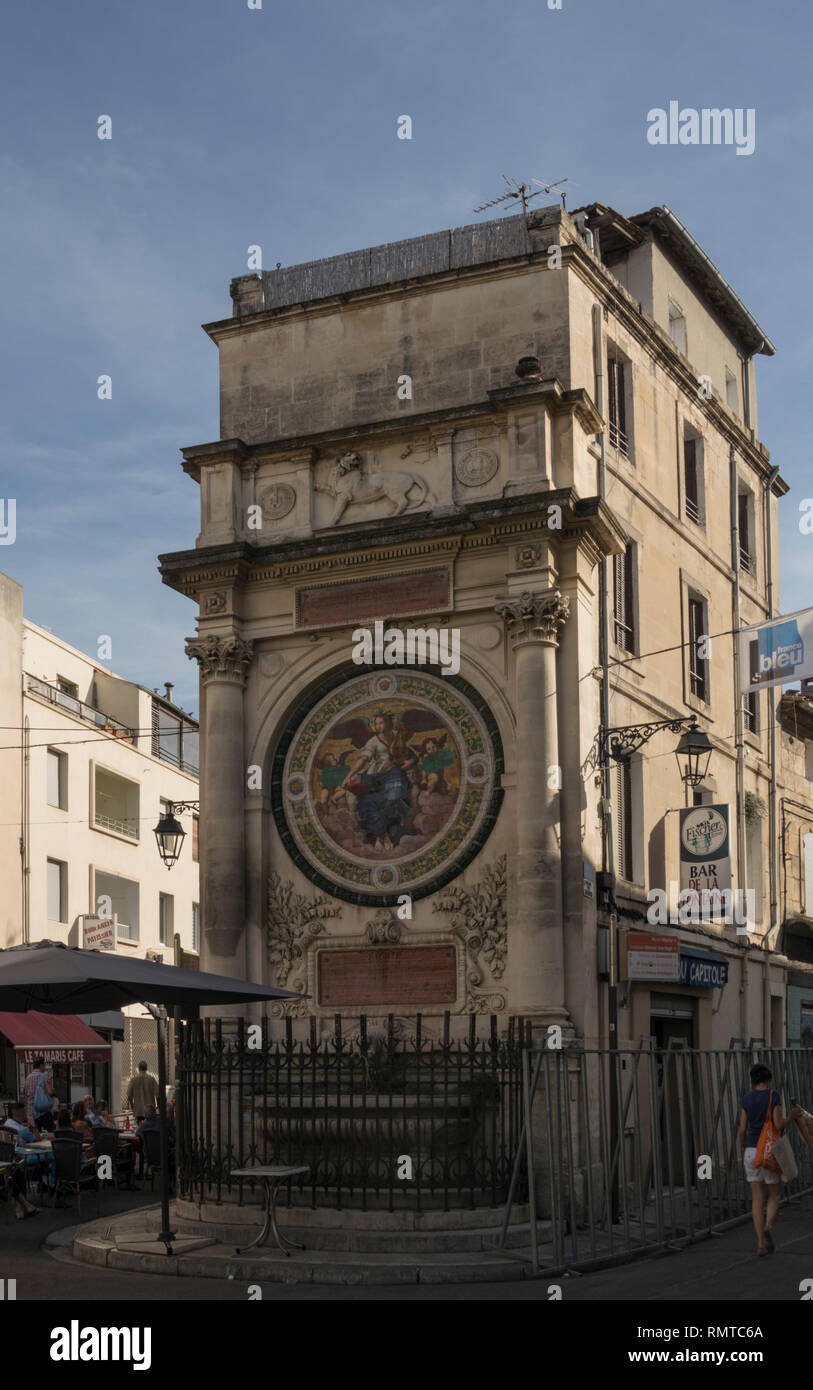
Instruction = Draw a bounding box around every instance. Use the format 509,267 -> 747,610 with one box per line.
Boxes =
1,0 -> 811,713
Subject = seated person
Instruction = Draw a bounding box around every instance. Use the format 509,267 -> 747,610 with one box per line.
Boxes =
82,1095 -> 100,1128
54,1107 -> 77,1134
94,1100 -> 116,1129
3,1102 -> 49,1199
83,1095 -> 103,1127
3,1102 -> 39,1145
70,1100 -> 96,1154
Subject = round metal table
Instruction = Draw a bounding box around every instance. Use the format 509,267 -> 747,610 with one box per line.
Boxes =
229,1166 -> 310,1255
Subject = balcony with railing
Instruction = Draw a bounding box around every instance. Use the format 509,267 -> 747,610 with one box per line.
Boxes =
27,676 -> 135,739
93,767 -> 140,843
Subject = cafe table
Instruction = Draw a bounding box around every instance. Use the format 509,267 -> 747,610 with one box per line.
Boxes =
229,1166 -> 310,1255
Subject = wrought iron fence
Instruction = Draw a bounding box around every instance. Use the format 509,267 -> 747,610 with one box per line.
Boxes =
176,1014 -> 526,1213
507,1042 -> 813,1275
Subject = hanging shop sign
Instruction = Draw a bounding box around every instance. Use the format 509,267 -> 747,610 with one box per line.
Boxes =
679,804 -> 731,914
740,606 -> 813,693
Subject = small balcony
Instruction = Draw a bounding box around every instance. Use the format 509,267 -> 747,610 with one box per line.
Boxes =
27,676 -> 135,739
93,766 -> 140,843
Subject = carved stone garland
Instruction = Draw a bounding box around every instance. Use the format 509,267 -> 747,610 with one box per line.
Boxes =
433,854 -> 507,1013
265,871 -> 342,1017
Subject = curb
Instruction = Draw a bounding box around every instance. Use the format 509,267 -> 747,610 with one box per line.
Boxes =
66,1208 -> 537,1286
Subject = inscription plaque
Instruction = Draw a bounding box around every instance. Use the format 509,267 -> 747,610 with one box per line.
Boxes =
296,568 -> 451,630
318,946 -> 457,1006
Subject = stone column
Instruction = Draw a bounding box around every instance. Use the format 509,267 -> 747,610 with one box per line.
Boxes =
495,590 -> 570,1024
185,632 -> 254,977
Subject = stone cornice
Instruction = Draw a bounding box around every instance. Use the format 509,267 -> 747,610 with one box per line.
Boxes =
159,489 -> 626,598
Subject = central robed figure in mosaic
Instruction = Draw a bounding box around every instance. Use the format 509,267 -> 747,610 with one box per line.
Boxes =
274,670 -> 500,903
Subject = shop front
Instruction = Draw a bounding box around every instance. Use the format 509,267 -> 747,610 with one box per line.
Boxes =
0,1010 -> 112,1111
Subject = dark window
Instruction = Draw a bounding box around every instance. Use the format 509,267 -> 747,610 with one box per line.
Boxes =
613,544 -> 635,652
152,700 -> 199,776
689,596 -> 709,702
607,356 -> 629,456
159,893 -> 173,948
744,688 -> 758,734
739,492 -> 753,573
684,439 -> 701,524
616,761 -> 633,882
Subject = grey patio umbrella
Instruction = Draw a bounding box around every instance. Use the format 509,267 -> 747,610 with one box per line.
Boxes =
0,940 -> 307,1252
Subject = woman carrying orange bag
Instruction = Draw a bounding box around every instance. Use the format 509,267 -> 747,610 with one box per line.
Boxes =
738,1063 -> 802,1257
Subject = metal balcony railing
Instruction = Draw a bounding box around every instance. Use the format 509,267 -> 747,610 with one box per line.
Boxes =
27,676 -> 135,739
609,420 -> 630,457
93,811 -> 139,841
685,494 -> 702,525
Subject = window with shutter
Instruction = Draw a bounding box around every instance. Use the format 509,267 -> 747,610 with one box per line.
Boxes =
613,544 -> 635,652
616,761 -> 633,881
607,356 -> 629,456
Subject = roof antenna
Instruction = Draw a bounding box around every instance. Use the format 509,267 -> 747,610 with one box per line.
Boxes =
474,174 -> 570,215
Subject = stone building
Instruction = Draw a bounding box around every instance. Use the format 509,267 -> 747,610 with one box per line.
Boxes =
159,201 -> 807,1048
0,571 -> 200,1107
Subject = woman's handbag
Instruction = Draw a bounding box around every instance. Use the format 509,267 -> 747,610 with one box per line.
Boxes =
33,1080 -> 55,1114
755,1090 -> 782,1174
771,1134 -> 799,1182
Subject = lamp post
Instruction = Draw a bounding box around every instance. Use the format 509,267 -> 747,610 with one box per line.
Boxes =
599,713 -> 712,1220
153,801 -> 199,870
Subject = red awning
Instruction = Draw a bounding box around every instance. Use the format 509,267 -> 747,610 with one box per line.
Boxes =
0,1010 -> 111,1064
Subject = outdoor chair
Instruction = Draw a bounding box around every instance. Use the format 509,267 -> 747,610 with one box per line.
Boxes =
0,1129 -> 22,1224
51,1133 -> 99,1217
92,1125 -> 135,1190
140,1127 -> 174,1192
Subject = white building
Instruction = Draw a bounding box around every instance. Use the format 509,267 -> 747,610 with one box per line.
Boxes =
0,571 -> 200,1111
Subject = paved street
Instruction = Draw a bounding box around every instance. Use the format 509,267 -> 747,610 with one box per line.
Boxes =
5,1187 -> 810,1303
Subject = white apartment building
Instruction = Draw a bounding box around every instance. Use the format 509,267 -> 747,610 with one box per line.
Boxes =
0,571 -> 199,1110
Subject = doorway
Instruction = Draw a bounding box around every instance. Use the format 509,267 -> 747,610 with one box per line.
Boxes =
650,996 -> 696,1185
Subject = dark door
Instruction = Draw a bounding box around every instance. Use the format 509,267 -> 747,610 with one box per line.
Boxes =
651,1013 -> 695,1185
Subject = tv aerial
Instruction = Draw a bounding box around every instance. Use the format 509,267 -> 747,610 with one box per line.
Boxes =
474,174 -> 570,215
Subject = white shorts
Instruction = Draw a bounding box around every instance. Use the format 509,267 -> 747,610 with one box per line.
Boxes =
744,1147 -> 781,1184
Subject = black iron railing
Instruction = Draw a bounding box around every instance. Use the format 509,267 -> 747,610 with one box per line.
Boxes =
176,1014 -> 527,1213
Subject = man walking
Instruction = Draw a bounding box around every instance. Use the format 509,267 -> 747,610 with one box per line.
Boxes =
126,1060 -> 159,1123
126,1061 -> 159,1179
23,1056 -> 56,1132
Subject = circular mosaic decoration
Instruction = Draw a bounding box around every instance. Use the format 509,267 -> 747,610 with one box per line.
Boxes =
271,667 -> 504,905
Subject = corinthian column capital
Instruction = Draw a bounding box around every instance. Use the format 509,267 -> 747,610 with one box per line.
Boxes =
185,631 -> 254,685
494,589 -> 569,648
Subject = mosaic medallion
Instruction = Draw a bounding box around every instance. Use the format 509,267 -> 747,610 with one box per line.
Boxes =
271,668 -> 504,904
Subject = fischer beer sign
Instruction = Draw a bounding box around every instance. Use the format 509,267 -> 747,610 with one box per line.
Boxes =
82,915 -> 116,950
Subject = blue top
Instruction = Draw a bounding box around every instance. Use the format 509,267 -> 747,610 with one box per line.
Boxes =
742,1088 -> 778,1147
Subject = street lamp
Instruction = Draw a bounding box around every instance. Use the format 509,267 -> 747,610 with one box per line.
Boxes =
674,723 -> 713,788
601,714 -> 710,784
153,801 -> 199,870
